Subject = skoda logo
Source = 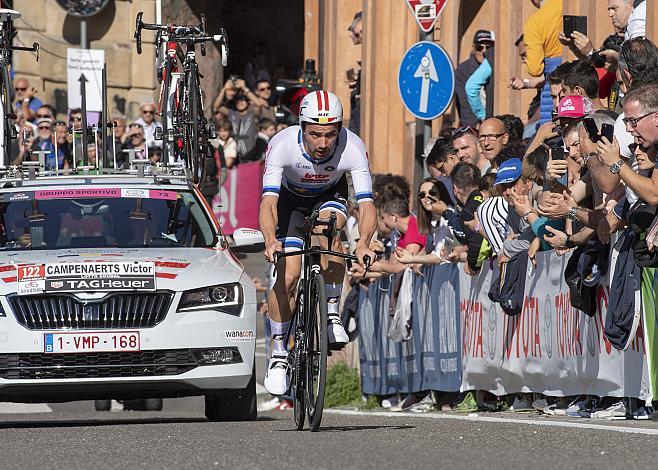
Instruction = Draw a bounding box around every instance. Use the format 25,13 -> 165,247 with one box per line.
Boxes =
82,304 -> 98,322
544,295 -> 553,359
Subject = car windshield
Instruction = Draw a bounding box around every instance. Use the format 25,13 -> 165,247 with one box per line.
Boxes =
0,188 -> 217,250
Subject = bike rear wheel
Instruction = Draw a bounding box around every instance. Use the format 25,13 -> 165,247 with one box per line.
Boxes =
305,273 -> 328,432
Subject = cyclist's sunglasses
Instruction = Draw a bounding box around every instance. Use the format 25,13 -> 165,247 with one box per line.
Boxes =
451,125 -> 478,138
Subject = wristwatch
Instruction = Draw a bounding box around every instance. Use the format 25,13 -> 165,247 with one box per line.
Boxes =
609,159 -> 625,174
523,79 -> 530,89
567,207 -> 578,221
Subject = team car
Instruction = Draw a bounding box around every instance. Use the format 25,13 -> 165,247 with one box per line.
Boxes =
0,162 -> 262,421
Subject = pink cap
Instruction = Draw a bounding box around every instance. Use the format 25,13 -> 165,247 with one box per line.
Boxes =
557,95 -> 594,119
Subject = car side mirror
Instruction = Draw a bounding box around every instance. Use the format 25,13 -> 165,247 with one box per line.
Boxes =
231,227 -> 265,253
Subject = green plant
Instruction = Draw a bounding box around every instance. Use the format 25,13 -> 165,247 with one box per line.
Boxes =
324,362 -> 361,408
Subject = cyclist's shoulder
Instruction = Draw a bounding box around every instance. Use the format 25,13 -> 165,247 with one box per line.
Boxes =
268,125 -> 300,148
339,127 -> 367,159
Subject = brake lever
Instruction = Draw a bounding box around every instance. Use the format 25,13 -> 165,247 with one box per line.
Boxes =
271,251 -> 283,278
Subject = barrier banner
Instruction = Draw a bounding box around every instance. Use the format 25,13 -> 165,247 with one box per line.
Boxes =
358,263 -> 462,396
460,251 -> 650,399
213,161 -> 262,235
399,263 -> 461,393
358,276 -> 405,396
642,268 -> 658,401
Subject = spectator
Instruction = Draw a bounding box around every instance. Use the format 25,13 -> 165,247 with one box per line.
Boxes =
30,118 -> 58,169
13,78 -> 43,123
465,44 -> 495,123
53,120 -> 72,168
523,0 -> 562,124
135,102 -> 162,149
478,117 -> 509,170
449,162 -> 487,275
396,179 -> 455,266
36,104 -> 56,121
245,118 -> 276,162
452,126 -> 488,173
213,78 -> 238,114
254,79 -> 276,121
347,11 -> 363,135
496,114 -> 524,143
625,0 -> 646,40
560,60 -> 606,112
425,137 -> 460,178
224,94 -> 258,162
508,35 -> 543,131
210,119 -> 238,185
454,30 -> 495,127
121,123 -> 148,162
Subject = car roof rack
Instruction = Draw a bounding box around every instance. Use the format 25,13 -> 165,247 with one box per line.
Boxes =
0,158 -> 192,187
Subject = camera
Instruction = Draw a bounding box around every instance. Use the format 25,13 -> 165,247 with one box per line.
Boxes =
590,34 -> 624,68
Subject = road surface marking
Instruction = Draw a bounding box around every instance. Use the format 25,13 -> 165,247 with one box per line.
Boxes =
0,403 -> 52,414
325,409 -> 658,435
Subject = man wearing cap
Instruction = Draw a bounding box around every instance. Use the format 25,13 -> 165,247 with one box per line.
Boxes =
454,30 -> 495,127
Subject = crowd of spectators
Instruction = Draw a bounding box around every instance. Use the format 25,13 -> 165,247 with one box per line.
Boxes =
340,0 -> 658,417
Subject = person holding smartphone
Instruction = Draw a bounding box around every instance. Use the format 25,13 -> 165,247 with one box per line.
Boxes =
396,179 -> 456,266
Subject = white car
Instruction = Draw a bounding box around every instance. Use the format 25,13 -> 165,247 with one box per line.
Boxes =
0,168 -> 262,421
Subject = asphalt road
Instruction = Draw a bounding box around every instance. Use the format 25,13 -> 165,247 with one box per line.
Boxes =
3,403 -> 658,469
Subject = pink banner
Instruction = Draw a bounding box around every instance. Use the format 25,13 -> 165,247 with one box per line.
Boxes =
214,161 -> 263,235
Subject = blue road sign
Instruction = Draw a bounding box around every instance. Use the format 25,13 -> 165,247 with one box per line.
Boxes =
398,41 -> 455,120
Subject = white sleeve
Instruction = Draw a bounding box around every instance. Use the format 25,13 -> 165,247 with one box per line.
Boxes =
615,113 -> 634,159
348,134 -> 374,203
262,139 -> 284,198
224,139 -> 238,159
625,2 -> 646,40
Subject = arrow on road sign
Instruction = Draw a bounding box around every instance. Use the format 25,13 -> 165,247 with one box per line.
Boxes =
413,49 -> 438,114
405,0 -> 449,33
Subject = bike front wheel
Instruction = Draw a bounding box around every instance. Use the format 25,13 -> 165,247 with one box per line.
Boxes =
305,273 -> 328,432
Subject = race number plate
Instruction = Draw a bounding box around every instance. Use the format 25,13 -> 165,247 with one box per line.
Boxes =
44,331 -> 140,353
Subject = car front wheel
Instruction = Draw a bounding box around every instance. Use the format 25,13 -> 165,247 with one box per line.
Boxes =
205,366 -> 257,421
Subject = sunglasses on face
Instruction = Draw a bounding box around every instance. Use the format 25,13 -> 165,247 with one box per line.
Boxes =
418,189 -> 439,199
38,125 -> 51,130
142,110 -> 155,114
629,143 -> 650,154
14,87 -> 26,92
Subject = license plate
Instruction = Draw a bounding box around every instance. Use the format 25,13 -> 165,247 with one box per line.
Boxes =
44,331 -> 140,353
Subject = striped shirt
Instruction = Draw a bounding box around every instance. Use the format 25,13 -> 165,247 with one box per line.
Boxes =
477,196 -> 510,256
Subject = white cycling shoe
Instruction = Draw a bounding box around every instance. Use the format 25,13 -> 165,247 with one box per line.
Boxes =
328,314 -> 349,349
264,354 -> 290,396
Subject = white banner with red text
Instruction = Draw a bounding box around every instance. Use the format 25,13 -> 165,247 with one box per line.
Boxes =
460,251 -> 651,400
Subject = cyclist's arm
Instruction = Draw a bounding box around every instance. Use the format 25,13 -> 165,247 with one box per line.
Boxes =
259,142 -> 285,246
259,195 -> 279,245
356,201 -> 376,250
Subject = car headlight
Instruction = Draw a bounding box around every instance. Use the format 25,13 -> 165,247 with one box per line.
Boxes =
178,283 -> 243,315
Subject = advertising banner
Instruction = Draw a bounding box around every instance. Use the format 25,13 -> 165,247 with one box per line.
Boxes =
214,161 -> 262,235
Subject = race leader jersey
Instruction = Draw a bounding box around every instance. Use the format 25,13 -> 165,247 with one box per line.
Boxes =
262,125 -> 374,202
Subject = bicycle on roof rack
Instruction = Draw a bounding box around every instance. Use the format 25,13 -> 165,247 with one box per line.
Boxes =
0,9 -> 39,169
272,210 -> 371,432
134,12 -> 228,186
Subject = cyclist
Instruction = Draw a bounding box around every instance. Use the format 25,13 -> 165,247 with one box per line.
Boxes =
259,90 -> 376,395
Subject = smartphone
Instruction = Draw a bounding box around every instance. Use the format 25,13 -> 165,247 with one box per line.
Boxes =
582,117 -> 600,142
551,146 -> 565,161
601,123 -> 614,142
563,15 -> 587,38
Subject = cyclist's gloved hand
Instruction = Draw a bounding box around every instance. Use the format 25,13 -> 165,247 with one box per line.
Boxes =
264,240 -> 283,263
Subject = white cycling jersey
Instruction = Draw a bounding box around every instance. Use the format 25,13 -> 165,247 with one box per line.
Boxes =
262,125 -> 374,203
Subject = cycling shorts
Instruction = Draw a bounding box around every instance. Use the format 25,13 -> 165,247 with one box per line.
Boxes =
276,176 -> 348,252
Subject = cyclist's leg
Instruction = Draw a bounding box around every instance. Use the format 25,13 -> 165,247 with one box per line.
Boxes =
264,192 -> 307,395
312,188 -> 350,347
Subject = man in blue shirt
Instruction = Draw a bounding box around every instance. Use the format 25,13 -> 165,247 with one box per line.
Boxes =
13,78 -> 42,123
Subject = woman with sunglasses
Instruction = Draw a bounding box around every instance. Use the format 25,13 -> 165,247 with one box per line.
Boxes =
395,178 -> 456,265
